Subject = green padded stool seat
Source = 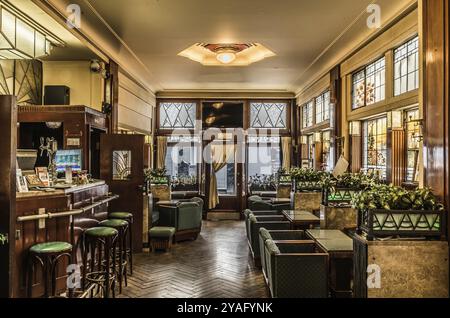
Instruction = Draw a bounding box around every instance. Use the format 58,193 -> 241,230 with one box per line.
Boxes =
109,212 -> 133,219
83,226 -> 119,298
27,241 -> 73,298
149,227 -> 176,252
30,242 -> 72,254
108,212 -> 134,275
84,227 -> 118,238
99,219 -> 129,293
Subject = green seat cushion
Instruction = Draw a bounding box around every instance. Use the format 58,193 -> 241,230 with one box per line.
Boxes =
99,219 -> 128,229
85,227 -> 118,238
109,212 -> 133,220
30,242 -> 72,254
149,226 -> 176,238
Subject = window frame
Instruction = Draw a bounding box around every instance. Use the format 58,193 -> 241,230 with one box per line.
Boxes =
249,101 -> 288,129
362,116 -> 388,179
352,56 -> 386,109
157,100 -> 199,132
394,35 -> 419,97
404,108 -> 420,182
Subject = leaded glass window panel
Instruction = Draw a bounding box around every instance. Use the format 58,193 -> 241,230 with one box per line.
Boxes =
363,117 -> 387,179
315,94 -> 323,124
315,91 -> 331,124
159,102 -> 197,129
394,36 -> 419,96
250,102 -> 287,128
352,57 -> 385,109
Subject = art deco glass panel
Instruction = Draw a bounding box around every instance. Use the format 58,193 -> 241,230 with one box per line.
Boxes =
159,102 -> 196,129
250,102 -> 287,128
394,36 -> 419,96
113,150 -> 132,180
315,94 -> 324,124
363,117 -> 387,179
352,57 -> 385,109
352,69 -> 366,109
323,91 -> 330,121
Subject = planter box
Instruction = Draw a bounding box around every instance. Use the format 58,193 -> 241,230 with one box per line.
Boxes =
276,184 -> 292,199
322,188 -> 359,205
359,209 -> 445,240
171,184 -> 198,192
292,192 -> 322,213
320,204 -> 357,230
151,184 -> 171,201
353,235 -> 449,298
294,180 -> 322,192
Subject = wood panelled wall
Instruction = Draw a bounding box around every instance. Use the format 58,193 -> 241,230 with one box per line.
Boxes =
421,0 -> 449,233
388,129 -> 406,186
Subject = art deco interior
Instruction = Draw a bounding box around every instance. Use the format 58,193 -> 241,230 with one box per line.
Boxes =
0,0 -> 449,300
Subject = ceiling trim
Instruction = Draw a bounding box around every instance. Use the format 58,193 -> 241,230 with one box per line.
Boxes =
156,90 -> 295,100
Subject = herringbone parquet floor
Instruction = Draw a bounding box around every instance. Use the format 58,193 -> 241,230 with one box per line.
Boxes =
119,220 -> 269,298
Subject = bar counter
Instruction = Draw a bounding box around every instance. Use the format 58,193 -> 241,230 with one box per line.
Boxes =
14,180 -> 110,298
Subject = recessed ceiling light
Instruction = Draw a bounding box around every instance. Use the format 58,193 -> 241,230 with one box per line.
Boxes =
216,51 -> 236,64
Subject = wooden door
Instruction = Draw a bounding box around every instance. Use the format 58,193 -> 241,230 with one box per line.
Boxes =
100,134 -> 145,252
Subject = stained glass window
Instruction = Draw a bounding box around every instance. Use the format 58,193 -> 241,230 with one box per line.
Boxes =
302,101 -> 314,128
405,109 -> 420,182
363,117 -> 387,179
352,57 -> 386,109
250,102 -> 287,128
394,36 -> 419,96
315,90 -> 331,124
159,102 -> 197,129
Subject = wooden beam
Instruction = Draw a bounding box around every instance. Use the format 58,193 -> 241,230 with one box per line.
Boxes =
0,96 -> 17,298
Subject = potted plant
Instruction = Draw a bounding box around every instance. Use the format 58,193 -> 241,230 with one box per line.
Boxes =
248,174 -> 277,193
171,175 -> 198,191
321,172 -> 380,205
351,184 -> 445,240
290,168 -> 329,192
144,168 -> 169,185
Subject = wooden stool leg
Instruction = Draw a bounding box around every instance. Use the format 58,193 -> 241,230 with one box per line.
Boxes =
51,255 -> 57,297
104,238 -> 111,299
128,220 -> 133,275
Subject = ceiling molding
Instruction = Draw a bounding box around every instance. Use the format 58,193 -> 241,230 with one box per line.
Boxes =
156,90 -> 295,100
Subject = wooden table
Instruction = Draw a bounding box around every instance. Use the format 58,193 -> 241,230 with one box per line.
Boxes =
281,210 -> 320,230
306,229 -> 353,298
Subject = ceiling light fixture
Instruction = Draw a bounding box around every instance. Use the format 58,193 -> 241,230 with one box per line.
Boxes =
216,51 -> 236,64
0,3 -> 64,59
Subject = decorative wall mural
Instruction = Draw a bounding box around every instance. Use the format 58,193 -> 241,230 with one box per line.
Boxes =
0,59 -> 42,105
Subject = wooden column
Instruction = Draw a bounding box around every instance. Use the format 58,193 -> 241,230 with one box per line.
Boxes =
350,136 -> 362,173
387,129 -> 406,186
314,142 -> 323,170
330,66 -> 342,164
422,0 -> 449,217
105,60 -> 119,133
0,96 -> 17,298
291,99 -> 300,167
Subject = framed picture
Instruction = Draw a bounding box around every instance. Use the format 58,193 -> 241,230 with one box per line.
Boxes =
16,170 -> 29,193
35,167 -> 50,186
26,174 -> 44,187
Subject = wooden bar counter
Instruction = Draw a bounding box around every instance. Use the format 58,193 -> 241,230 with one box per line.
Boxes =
14,180 -> 110,298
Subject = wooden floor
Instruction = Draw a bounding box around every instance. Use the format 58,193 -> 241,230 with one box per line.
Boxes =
120,220 -> 269,298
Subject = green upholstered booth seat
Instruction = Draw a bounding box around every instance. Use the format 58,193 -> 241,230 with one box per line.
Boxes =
149,226 -> 176,238
84,227 -> 118,238
244,210 -> 282,242
30,242 -> 72,254
265,240 -> 328,298
248,196 -> 273,211
109,212 -> 133,220
248,215 -> 290,267
99,219 -> 129,229
259,229 -> 307,282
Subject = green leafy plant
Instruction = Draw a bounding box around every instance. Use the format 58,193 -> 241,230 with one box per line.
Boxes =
249,174 -> 277,191
171,175 -> 198,189
322,172 -> 380,193
290,167 -> 330,182
0,233 -> 7,245
351,184 -> 444,212
144,168 -> 169,184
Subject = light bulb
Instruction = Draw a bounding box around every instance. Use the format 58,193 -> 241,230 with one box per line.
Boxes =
216,52 -> 236,64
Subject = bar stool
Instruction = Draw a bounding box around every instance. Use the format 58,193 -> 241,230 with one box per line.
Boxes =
108,212 -> 133,275
82,227 -> 118,298
98,219 -> 129,293
27,242 -> 73,298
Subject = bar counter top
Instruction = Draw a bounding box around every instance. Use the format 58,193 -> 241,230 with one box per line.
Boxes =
16,180 -> 106,200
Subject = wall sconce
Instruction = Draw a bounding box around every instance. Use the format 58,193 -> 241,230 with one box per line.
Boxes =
349,121 -> 361,136
387,110 -> 403,129
314,132 -> 322,143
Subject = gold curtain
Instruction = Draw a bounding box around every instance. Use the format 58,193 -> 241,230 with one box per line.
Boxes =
208,144 -> 235,209
156,136 -> 168,169
281,137 -> 292,172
